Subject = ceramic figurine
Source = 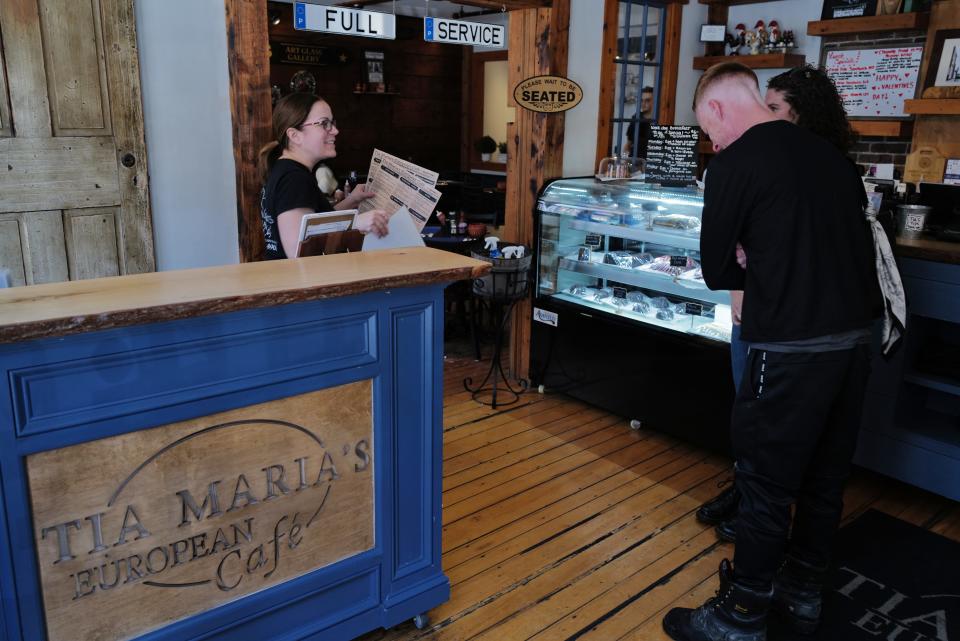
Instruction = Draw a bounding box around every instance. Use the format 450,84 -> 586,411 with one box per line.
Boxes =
755,20 -> 768,52
783,30 -> 795,48
745,30 -> 760,55
769,20 -> 781,48
725,32 -> 741,56
734,23 -> 746,53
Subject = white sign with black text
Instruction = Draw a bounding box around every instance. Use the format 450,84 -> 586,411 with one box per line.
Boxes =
534,308 -> 559,328
423,17 -> 505,47
294,3 -> 396,40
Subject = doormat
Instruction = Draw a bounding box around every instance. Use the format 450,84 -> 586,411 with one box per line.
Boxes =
770,509 -> 960,641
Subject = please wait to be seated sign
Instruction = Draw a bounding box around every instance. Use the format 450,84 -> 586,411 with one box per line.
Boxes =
424,17 -> 505,48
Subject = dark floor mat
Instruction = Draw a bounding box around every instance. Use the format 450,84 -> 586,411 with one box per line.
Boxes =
771,508 -> 960,640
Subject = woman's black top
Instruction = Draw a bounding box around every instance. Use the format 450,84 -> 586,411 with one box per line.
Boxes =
260,158 -> 333,260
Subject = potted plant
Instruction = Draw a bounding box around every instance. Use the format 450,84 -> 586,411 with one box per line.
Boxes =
475,135 -> 496,162
497,141 -> 508,163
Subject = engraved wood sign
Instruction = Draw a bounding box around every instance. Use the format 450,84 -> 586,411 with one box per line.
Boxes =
27,381 -> 374,641
513,75 -> 583,114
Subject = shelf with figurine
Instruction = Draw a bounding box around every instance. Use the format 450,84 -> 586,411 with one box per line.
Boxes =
806,11 -> 929,36
693,20 -> 805,70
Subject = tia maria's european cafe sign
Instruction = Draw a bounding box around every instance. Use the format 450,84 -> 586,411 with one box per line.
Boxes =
294,2 -> 396,40
424,17 -> 506,48
28,383 -> 374,641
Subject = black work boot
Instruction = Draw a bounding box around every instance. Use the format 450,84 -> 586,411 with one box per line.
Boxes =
696,481 -> 740,525
663,559 -> 772,641
716,518 -> 737,543
772,555 -> 827,635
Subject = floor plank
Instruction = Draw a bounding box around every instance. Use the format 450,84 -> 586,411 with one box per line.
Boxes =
356,355 -> 960,641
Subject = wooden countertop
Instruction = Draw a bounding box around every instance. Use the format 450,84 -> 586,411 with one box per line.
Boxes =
895,237 -> 960,266
0,247 -> 490,344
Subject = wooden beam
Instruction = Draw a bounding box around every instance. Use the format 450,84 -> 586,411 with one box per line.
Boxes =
225,0 -> 272,263
504,0 -> 568,381
594,0 -> 619,170
692,52 -> 807,70
904,99 -> 960,116
658,2 -> 682,124
850,120 -> 914,138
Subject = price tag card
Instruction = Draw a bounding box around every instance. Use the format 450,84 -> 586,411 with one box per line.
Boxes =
613,286 -> 628,299
669,255 -> 688,267
584,233 -> 602,247
685,302 -> 703,316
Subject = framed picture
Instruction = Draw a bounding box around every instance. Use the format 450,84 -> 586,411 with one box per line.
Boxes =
700,25 -> 726,43
820,0 -> 878,20
364,50 -> 385,85
924,29 -> 960,90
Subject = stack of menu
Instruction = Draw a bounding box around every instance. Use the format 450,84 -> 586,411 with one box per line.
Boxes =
361,149 -> 441,231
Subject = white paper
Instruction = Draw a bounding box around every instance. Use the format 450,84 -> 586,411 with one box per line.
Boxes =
361,152 -> 441,230
362,206 -> 426,251
296,210 -> 357,245
825,47 -> 923,117
945,159 -> 960,186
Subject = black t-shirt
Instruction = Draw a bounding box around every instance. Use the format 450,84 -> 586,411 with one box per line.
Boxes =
700,120 -> 881,343
260,158 -> 333,260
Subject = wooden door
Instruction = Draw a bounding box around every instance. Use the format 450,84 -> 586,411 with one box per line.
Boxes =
0,0 -> 154,286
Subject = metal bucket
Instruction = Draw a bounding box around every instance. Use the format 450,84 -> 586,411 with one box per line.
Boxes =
896,204 -> 932,239
470,246 -> 532,300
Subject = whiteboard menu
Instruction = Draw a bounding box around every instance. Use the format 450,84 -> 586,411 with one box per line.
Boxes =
824,47 -> 923,118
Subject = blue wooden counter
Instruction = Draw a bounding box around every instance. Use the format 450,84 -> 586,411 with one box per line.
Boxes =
0,248 -> 488,641
856,239 -> 960,502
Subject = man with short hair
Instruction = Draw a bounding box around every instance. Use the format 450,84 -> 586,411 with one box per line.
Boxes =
662,62 -> 881,641
624,86 -> 655,157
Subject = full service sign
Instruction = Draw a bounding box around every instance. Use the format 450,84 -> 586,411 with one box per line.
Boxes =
294,3 -> 396,40
424,17 -> 505,47
28,382 -> 374,641
514,76 -> 583,113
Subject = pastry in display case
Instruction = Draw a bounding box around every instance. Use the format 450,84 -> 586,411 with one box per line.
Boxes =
535,178 -> 732,344
529,178 -> 735,453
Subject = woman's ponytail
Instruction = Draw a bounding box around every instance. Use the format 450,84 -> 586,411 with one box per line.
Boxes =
258,141 -> 282,184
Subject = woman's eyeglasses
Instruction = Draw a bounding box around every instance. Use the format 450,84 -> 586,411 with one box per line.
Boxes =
300,118 -> 336,132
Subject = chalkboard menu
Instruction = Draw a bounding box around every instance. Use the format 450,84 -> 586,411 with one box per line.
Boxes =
645,125 -> 700,187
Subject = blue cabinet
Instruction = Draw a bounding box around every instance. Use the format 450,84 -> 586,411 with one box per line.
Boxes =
856,256 -> 960,501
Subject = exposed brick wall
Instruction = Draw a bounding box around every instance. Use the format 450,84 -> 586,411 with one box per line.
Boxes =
819,29 -> 928,178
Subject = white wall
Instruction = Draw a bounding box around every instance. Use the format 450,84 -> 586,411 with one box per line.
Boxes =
675,0 -> 824,125
136,0 -> 239,270
562,0 -> 604,177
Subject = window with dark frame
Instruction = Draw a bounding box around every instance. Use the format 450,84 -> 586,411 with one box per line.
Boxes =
611,0 -> 667,161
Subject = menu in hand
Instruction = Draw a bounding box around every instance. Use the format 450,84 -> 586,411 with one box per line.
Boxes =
645,125 -> 700,187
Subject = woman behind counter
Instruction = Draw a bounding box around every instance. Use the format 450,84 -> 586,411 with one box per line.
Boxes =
258,93 -> 391,260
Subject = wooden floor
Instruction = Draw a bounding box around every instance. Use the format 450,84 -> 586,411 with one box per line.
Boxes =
359,355 -> 960,641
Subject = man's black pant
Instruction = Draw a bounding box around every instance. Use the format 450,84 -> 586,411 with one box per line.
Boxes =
731,344 -> 872,585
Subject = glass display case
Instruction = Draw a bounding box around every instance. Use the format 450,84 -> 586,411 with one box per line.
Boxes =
535,178 -> 732,344
529,178 -> 734,453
